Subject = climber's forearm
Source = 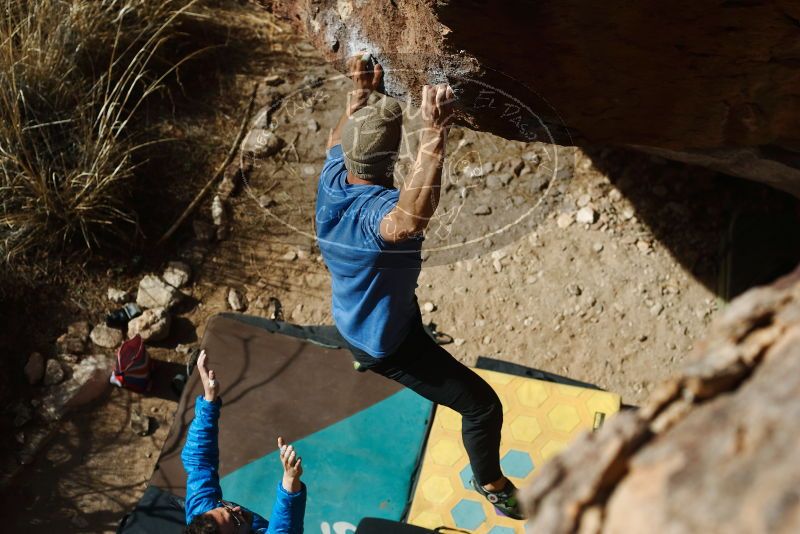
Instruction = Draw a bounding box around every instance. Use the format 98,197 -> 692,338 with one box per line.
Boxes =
380,128 -> 447,242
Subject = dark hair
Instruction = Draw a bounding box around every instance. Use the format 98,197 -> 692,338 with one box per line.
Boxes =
184,514 -> 219,534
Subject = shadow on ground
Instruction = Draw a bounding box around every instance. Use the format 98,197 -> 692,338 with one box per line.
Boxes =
0,357 -> 183,532
584,146 -> 800,299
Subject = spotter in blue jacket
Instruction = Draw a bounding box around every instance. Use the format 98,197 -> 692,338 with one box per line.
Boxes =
181,396 -> 307,533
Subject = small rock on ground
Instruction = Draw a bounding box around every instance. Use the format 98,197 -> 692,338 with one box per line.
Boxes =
56,321 -> 91,355
557,212 -> 575,229
163,261 -> 192,288
40,354 -> 113,421
90,324 -> 124,349
127,307 -> 171,342
44,359 -> 65,386
227,288 -> 248,312
566,283 -> 583,297
175,344 -> 193,355
258,195 -> 277,208
107,288 -> 129,304
211,195 -> 226,227
130,410 -> 154,436
241,128 -> 284,159
136,274 -> 181,309
576,206 -> 597,224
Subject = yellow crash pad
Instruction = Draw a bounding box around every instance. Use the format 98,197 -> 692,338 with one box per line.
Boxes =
407,369 -> 620,533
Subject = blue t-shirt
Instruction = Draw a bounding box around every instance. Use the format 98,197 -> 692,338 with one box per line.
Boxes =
315,145 -> 422,357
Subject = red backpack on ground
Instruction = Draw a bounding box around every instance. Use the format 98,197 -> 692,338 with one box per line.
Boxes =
111,335 -> 154,392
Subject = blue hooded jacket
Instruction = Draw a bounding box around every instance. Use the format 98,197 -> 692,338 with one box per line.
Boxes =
181,396 -> 307,532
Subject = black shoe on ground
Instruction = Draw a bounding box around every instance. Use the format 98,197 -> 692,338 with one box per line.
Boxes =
470,477 -> 524,520
106,302 -> 143,328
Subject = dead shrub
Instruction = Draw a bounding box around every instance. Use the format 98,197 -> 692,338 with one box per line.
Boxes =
0,0 -> 206,266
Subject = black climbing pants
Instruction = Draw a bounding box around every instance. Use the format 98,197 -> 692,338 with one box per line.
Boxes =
344,312 -> 504,486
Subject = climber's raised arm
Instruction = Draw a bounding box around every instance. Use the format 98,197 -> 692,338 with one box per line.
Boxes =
380,83 -> 454,243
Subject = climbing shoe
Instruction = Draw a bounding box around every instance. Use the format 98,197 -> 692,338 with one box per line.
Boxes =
470,477 -> 524,520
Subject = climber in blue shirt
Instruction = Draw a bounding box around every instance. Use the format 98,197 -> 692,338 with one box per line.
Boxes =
182,350 -> 307,533
315,53 -> 523,519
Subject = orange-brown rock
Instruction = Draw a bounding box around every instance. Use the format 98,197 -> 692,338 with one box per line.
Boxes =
521,265 -> 800,533
267,0 -> 800,196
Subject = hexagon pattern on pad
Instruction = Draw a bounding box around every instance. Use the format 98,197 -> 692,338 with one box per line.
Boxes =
407,368 -> 621,533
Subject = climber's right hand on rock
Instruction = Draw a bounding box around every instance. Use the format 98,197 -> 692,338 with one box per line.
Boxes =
346,51 -> 382,114
421,83 -> 455,131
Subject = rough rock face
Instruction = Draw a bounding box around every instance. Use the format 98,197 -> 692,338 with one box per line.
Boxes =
39,355 -> 113,421
269,0 -> 800,196
520,265 -> 800,534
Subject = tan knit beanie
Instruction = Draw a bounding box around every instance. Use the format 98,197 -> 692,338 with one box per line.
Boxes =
341,96 -> 403,181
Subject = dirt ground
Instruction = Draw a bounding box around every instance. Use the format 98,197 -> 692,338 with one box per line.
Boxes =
2,5 -> 798,533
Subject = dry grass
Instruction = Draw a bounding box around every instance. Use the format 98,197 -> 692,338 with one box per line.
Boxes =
0,0 -> 211,266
